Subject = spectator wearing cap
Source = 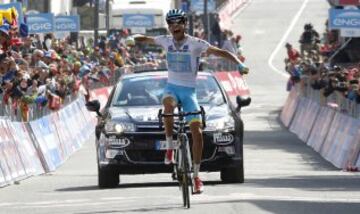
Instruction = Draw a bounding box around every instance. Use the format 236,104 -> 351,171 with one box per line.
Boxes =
32,49 -> 48,69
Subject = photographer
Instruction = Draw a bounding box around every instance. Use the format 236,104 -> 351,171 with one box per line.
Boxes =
299,23 -> 320,57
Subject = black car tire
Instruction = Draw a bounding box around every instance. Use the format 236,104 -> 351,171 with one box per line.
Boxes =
220,163 -> 244,183
98,167 -> 119,188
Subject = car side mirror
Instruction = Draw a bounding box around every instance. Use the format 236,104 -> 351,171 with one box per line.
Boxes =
236,96 -> 251,112
85,100 -> 102,116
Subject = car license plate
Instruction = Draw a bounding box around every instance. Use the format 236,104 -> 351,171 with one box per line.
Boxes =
155,140 -> 179,150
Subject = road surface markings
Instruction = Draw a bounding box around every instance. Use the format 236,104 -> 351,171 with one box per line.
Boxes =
2,192 -> 360,209
268,0 -> 310,78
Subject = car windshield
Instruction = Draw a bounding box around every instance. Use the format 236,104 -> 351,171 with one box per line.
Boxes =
112,74 -> 225,106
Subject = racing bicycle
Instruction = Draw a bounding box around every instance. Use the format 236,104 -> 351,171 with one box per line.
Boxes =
158,105 -> 206,208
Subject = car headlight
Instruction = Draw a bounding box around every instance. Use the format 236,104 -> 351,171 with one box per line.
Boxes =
205,116 -> 235,131
104,121 -> 135,134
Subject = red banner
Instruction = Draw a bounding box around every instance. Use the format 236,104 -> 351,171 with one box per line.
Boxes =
214,71 -> 250,97
90,87 -> 113,109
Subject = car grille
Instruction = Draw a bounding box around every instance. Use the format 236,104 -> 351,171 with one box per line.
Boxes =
123,122 -> 219,164
136,122 -> 190,133
136,124 -> 163,133
125,150 -> 165,163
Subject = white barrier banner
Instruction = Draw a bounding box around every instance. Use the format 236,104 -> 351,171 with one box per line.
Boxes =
290,99 -> 321,142
320,112 -> 348,163
9,122 -> 44,176
70,102 -> 86,143
307,107 -> 336,152
0,166 -> 5,187
29,119 -> 56,172
335,117 -> 360,168
54,111 -> 75,158
76,98 -> 95,139
63,103 -> 82,150
0,120 -> 26,181
280,89 -> 299,127
42,116 -> 64,167
48,114 -> 67,161
289,97 -> 307,138
0,121 -> 13,183
321,113 -> 360,168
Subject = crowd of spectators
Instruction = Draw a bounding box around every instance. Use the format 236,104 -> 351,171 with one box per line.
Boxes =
0,9 -> 244,122
284,22 -> 360,106
0,26 -> 160,121
191,13 -> 245,62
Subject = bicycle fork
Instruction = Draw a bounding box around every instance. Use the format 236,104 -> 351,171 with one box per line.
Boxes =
175,134 -> 193,192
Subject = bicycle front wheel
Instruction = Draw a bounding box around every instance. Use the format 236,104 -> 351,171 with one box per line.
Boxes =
180,134 -> 191,208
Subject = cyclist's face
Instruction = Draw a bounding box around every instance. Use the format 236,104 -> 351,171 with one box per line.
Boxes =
168,20 -> 186,40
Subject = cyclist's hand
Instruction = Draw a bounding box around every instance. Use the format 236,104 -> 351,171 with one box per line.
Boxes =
237,63 -> 249,75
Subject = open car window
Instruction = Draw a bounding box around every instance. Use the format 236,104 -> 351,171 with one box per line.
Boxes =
112,75 -> 225,107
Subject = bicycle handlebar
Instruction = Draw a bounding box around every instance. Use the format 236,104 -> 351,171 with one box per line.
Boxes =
158,106 -> 206,129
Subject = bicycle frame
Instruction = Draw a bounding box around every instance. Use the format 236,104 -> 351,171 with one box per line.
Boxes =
158,105 -> 206,208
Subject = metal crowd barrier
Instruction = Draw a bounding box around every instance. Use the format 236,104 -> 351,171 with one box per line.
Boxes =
298,77 -> 360,119
88,61 -> 167,90
0,93 -> 79,122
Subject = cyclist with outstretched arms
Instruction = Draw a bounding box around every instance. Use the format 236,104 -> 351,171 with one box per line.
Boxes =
131,9 -> 249,194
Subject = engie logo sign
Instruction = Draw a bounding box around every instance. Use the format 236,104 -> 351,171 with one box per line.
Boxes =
27,13 -> 54,33
329,9 -> 360,29
55,16 -> 80,32
123,14 -> 154,28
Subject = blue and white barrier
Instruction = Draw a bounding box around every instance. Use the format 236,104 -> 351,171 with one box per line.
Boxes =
281,88 -> 360,170
280,89 -> 299,127
0,96 -> 96,187
307,107 -> 336,152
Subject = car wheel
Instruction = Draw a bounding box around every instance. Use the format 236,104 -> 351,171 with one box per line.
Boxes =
220,163 -> 244,183
98,166 -> 119,188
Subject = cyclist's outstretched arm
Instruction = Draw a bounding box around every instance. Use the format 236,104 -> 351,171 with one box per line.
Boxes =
206,46 -> 242,65
132,34 -> 156,45
206,46 -> 249,74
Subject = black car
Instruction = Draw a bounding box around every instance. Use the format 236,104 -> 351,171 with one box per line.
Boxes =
86,70 -> 251,188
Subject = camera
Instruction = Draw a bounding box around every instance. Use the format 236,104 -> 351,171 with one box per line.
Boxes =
335,81 -> 348,92
336,82 -> 347,88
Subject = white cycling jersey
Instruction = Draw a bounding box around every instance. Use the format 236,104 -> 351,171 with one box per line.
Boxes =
154,34 -> 211,88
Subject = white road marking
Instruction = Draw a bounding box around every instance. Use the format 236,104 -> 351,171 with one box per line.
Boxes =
2,192 -> 360,209
267,0 -> 310,78
193,192 -> 360,204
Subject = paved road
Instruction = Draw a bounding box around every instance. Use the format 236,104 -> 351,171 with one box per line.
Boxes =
1,0 -> 360,213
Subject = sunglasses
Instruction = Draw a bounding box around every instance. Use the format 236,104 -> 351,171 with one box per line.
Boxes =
167,19 -> 186,25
